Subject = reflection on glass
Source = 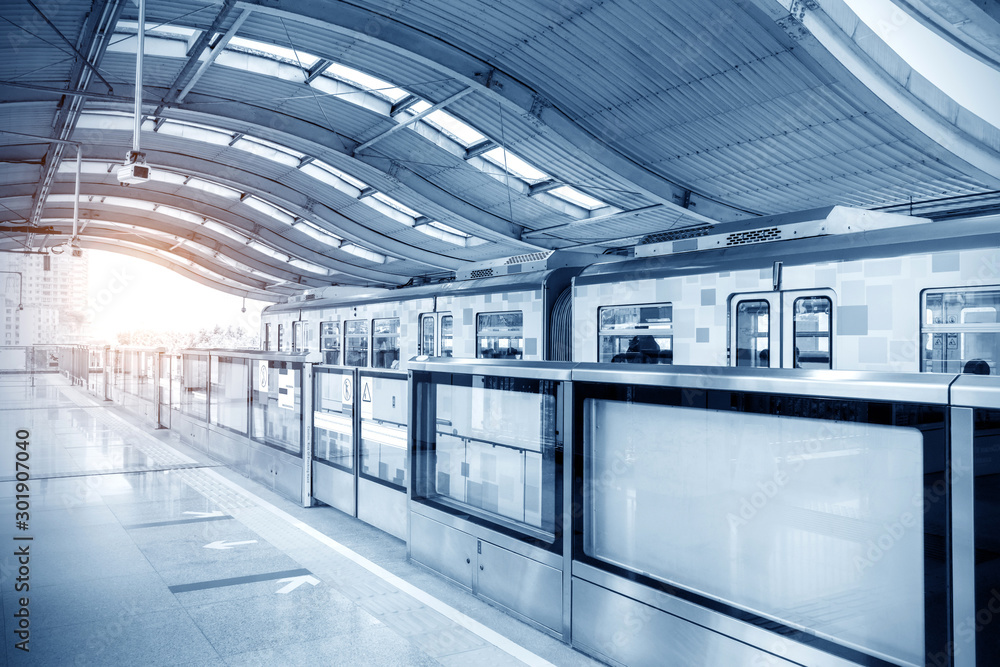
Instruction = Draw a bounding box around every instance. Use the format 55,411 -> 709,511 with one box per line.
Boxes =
360,376 -> 408,488
440,315 -> 454,357
477,311 -> 523,359
599,303 -> 673,364
210,356 -> 248,434
372,318 -> 400,369
583,399 -> 924,665
414,374 -> 559,541
320,321 -> 341,365
313,370 -> 352,470
793,296 -> 831,369
736,300 -> 769,367
251,363 -> 301,454
180,354 -> 208,421
345,319 -> 368,367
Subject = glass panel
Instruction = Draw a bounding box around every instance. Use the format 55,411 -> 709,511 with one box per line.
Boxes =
477,311 -> 523,359
170,356 -> 182,411
793,296 -> 832,369
420,315 -> 435,356
180,354 -> 209,421
313,370 -> 352,470
922,288 -> 1000,374
250,363 -> 301,454
583,398 -> 926,665
736,300 -> 770,367
138,351 -> 154,401
292,321 -> 302,352
413,373 -> 560,542
277,324 -> 285,352
264,323 -> 271,351
440,315 -> 454,357
320,321 -> 341,365
599,303 -> 673,364
344,319 -> 368,367
360,376 -> 408,488
974,408 -> 1000,663
372,318 -> 400,369
210,356 -> 248,434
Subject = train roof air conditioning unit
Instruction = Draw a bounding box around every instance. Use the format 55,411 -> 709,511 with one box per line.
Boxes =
634,206 -> 930,258
455,250 -> 599,281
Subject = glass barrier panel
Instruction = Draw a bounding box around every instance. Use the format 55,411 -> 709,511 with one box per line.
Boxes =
180,354 -> 209,421
210,356 -> 249,435
138,351 -> 154,401
575,385 -> 947,666
251,361 -> 302,454
170,355 -> 182,412
314,369 -> 353,470
974,408 -> 1000,663
413,372 -> 561,545
360,375 -> 408,488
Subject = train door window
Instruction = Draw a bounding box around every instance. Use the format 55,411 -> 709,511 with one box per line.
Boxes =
922,287 -> 1000,375
320,321 -> 341,365
599,303 -> 673,364
735,300 -> 770,367
344,319 -> 369,367
263,323 -> 271,351
419,314 -> 435,356
440,314 -> 454,357
477,311 -> 523,359
792,296 -> 832,369
292,321 -> 303,353
372,318 -> 400,369
277,324 -> 285,352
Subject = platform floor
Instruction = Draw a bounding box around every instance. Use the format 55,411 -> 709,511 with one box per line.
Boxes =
0,374 -> 601,666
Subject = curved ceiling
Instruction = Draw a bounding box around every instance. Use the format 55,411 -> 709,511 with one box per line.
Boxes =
2,0 -> 998,299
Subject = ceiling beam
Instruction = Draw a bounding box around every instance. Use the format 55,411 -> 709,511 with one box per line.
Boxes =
352,87 -> 475,157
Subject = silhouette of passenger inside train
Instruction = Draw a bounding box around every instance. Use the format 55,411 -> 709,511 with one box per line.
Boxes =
611,335 -> 667,364
963,359 -> 991,375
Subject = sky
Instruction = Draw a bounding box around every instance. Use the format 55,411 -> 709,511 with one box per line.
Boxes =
843,0 -> 1000,130
86,250 -> 267,341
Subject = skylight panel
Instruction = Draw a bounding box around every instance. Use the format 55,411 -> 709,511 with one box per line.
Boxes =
157,206 -> 204,225
202,220 -> 249,243
323,63 -> 409,102
158,120 -> 233,146
185,177 -> 241,200
148,170 -> 188,185
244,197 -> 297,226
289,258 -> 333,276
248,240 -> 290,262
371,192 -> 420,218
482,147 -> 550,183
227,36 -> 319,68
548,185 -> 607,210
422,110 -> 486,146
231,137 -> 301,167
102,196 -> 156,211
341,244 -> 386,264
414,221 -> 470,246
428,220 -> 470,237
294,220 -> 343,246
115,20 -> 200,41
299,161 -> 366,196
57,161 -> 115,174
76,112 -> 133,131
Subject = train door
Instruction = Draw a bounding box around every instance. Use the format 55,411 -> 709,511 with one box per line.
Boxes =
730,289 -> 834,368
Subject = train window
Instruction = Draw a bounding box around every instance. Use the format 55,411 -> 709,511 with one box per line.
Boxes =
735,300 -> 770,367
419,314 -> 435,356
372,318 -> 400,369
922,287 -> 1000,375
344,319 -> 369,367
277,324 -> 285,352
477,311 -> 523,359
291,321 -> 302,353
792,296 -> 832,369
320,321 -> 341,365
263,323 -> 271,351
440,314 -> 454,357
599,303 -> 673,364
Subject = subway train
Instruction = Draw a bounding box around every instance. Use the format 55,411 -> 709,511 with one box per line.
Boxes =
260,206 -> 1000,376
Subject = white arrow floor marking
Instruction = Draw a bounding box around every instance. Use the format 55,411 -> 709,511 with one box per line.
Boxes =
184,511 -> 226,519
203,540 -> 258,550
275,575 -> 320,594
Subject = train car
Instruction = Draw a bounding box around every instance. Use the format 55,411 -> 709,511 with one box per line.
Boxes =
260,252 -> 589,368
573,207 -> 1000,375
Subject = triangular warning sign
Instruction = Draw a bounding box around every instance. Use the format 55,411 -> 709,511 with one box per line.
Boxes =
362,382 -> 372,402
